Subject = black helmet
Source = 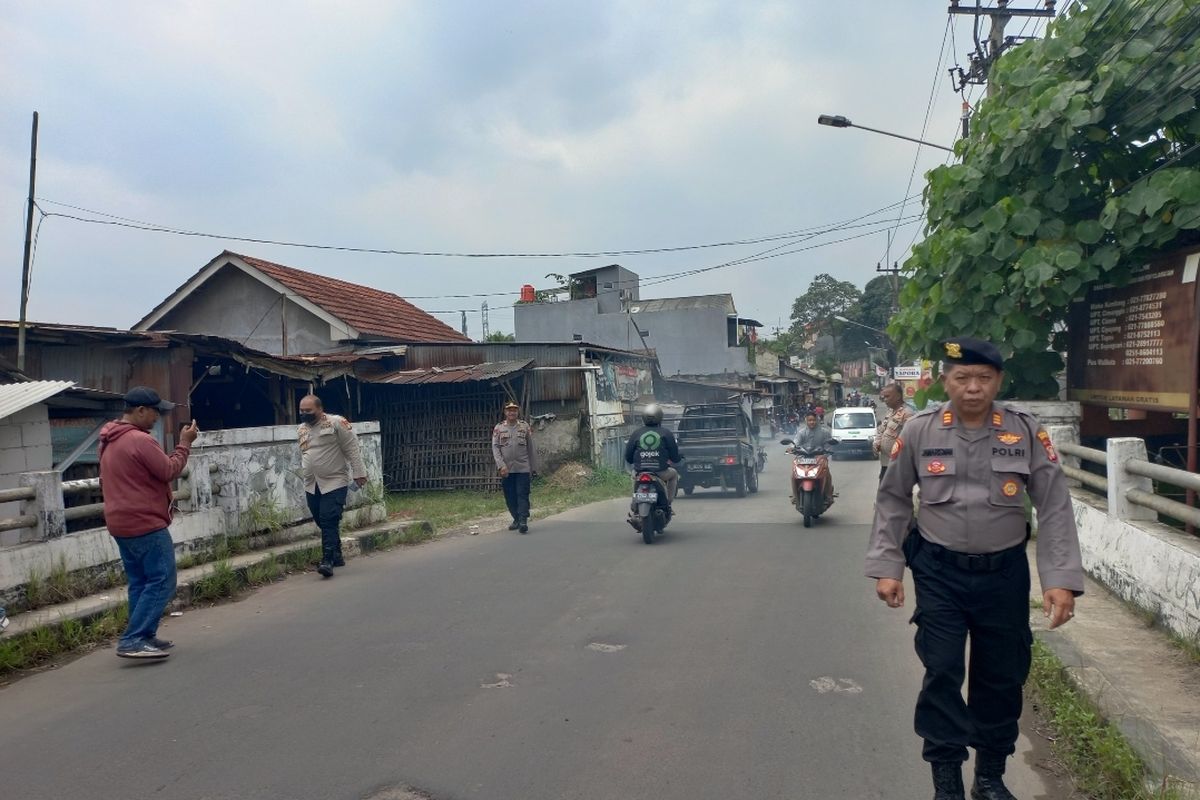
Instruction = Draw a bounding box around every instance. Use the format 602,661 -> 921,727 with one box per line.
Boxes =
642,403 -> 664,427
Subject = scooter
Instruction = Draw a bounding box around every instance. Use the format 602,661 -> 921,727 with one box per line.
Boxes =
780,438 -> 838,528
628,471 -> 674,544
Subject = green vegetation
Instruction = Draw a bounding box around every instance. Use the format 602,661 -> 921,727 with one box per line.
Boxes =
1028,639 -> 1185,799
244,495 -> 290,542
0,605 -> 129,676
895,0 -> 1200,400
15,559 -> 125,614
384,465 -> 629,531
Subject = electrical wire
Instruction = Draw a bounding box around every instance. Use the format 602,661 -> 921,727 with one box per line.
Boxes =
879,16 -> 952,267
34,195 -> 920,261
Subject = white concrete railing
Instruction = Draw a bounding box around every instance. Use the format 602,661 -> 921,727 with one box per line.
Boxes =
1051,433 -> 1200,530
0,463 -> 216,539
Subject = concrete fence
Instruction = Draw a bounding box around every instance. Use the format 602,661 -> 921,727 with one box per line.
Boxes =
0,422 -> 386,602
1046,427 -> 1200,641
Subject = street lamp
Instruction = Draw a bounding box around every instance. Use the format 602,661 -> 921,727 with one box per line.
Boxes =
833,315 -> 887,337
817,114 -> 954,153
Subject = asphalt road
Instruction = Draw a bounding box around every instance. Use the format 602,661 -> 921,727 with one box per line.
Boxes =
0,442 -> 1070,800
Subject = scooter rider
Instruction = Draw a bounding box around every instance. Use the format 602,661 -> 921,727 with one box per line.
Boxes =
792,412 -> 836,506
623,403 -> 681,506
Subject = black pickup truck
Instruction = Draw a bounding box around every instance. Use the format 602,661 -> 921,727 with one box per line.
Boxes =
674,402 -> 760,497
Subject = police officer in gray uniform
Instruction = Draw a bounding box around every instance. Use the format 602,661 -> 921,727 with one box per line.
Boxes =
865,338 -> 1084,800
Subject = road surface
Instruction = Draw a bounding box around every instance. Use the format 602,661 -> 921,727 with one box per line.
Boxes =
0,441 -> 1069,799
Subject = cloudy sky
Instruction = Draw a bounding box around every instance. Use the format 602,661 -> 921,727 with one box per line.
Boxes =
1,2 -> 1035,337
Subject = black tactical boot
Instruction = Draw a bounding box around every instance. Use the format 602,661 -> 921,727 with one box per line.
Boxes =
971,752 -> 1016,800
932,762 -> 966,800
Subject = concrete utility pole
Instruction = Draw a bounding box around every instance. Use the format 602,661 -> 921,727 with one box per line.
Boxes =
17,111 -> 38,372
949,1 -> 1057,95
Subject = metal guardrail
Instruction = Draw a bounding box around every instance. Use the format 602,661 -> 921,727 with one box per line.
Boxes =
1057,442 -> 1108,492
0,486 -> 35,503
1126,488 -> 1200,527
1057,440 -> 1200,528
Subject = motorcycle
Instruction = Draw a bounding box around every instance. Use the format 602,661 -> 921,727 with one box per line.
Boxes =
628,470 -> 674,544
780,438 -> 838,528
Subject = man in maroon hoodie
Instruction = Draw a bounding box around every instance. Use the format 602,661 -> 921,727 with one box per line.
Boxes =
99,387 -> 199,659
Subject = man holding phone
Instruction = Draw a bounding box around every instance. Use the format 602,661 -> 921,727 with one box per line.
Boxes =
99,386 -> 198,660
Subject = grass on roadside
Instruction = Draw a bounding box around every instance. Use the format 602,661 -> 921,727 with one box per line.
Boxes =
1027,638 -> 1186,800
0,604 -> 129,676
384,465 -> 629,530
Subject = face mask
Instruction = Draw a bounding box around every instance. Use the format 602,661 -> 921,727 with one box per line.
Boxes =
299,412 -> 318,425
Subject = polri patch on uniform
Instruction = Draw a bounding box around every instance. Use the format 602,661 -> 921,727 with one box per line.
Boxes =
1036,430 -> 1058,462
1002,479 -> 1020,497
927,460 -> 947,474
340,418 -> 352,430
890,438 -> 903,460
996,432 -> 1023,445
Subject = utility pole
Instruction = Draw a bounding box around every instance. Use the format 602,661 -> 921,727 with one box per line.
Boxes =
17,111 -> 39,372
480,301 -> 490,340
949,1 -> 1057,95
460,310 -> 468,337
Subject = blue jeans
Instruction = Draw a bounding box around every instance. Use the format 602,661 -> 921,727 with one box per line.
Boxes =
114,529 -> 177,649
306,486 -> 349,563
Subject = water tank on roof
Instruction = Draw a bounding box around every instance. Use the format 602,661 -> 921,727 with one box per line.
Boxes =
520,284 -> 536,303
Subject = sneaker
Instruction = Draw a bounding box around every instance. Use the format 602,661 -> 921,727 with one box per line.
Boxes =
317,562 -> 334,578
508,520 -> 519,531
518,520 -> 528,534
332,557 -> 346,568
116,641 -> 170,659
147,636 -> 174,650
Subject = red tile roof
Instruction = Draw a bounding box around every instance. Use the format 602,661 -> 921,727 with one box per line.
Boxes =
232,252 -> 470,343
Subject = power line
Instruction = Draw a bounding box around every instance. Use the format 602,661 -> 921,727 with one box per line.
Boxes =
879,17 -> 952,268
34,195 -> 919,262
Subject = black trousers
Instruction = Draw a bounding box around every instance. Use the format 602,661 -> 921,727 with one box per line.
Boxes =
502,472 -> 531,523
909,536 -> 1033,763
306,485 -> 349,563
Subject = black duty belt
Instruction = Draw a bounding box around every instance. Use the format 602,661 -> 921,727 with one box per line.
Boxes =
921,538 -> 1025,573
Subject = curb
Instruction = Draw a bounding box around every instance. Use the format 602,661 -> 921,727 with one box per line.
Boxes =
3,518 -> 434,640
1028,543 -> 1200,795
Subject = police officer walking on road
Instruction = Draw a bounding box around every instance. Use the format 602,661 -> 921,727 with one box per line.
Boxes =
493,401 -> 537,533
865,338 -> 1084,800
874,382 -> 915,482
298,394 -> 368,578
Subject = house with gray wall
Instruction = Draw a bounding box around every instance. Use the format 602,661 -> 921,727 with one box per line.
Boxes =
134,251 -> 470,355
514,265 -> 759,378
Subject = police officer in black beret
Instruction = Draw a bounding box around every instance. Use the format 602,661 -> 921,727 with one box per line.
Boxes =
865,338 -> 1084,800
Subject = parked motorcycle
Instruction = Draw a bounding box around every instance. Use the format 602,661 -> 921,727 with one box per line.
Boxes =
629,471 -> 674,544
780,438 -> 838,528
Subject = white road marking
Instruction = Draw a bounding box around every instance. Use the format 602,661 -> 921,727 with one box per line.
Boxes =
809,676 -> 864,694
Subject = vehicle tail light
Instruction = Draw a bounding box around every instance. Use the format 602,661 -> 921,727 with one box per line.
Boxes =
721,456 -> 737,465
638,473 -> 654,483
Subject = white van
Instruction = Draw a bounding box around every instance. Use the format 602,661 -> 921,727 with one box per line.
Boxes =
830,406 -> 879,459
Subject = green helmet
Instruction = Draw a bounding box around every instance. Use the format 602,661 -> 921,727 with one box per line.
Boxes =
642,403 -> 664,427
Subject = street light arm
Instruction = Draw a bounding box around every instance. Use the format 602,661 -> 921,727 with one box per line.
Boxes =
817,114 -> 954,153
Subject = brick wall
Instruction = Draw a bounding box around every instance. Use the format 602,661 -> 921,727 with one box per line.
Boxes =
0,404 -> 52,546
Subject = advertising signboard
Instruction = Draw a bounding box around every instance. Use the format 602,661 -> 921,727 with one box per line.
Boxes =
1066,248 -> 1199,412
893,365 -> 922,380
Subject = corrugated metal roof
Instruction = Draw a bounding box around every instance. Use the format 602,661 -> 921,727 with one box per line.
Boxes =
627,294 -> 735,314
366,359 -> 533,386
0,380 -> 76,420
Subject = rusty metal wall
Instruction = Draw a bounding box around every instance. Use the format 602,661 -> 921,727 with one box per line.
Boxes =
403,343 -> 585,370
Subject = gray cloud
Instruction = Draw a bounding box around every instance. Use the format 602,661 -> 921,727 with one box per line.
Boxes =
1,1 -> 985,335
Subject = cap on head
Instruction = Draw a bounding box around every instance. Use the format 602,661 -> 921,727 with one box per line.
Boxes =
941,337 -> 1003,371
123,386 -> 176,412
504,401 -> 520,411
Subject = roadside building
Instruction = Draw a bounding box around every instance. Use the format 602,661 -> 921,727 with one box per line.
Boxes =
134,251 -> 470,355
513,264 -> 761,380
